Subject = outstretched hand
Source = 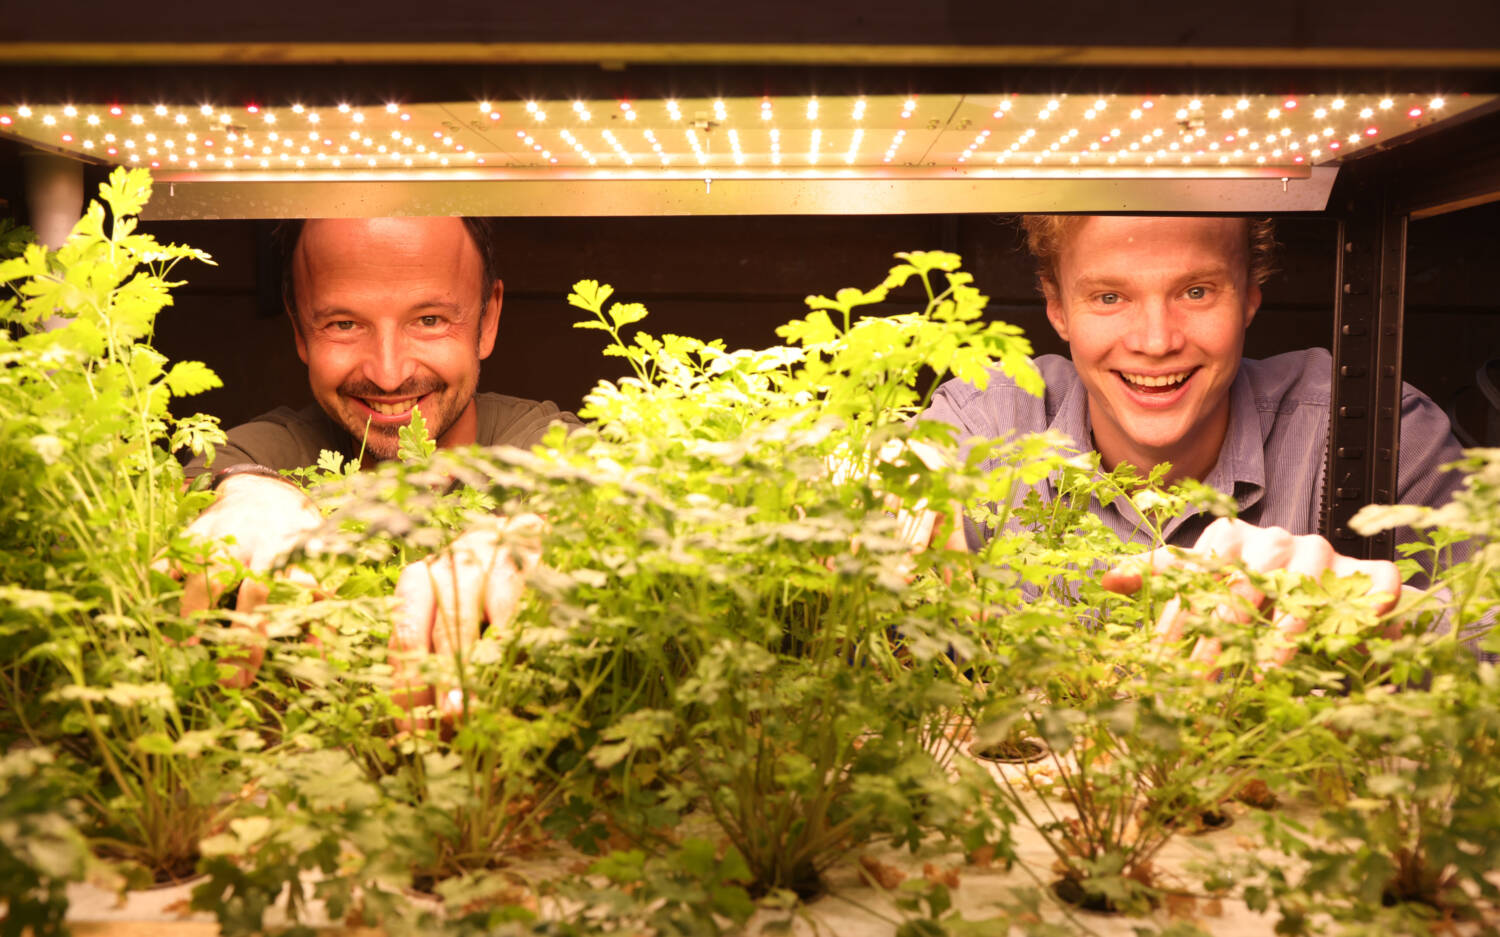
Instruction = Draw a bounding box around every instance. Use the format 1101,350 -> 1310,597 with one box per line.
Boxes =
389,514 -> 546,729
163,472 -> 323,688
1101,517 -> 1404,672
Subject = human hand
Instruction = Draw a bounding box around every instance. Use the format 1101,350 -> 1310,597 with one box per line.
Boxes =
388,514 -> 546,729
1101,517 -> 1404,672
165,472 -> 323,688
858,438 -> 967,557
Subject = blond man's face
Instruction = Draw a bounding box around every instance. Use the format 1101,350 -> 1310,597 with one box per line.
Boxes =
1044,216 -> 1260,475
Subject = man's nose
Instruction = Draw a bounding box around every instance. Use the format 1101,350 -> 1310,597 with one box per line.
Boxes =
1124,299 -> 1184,357
363,328 -> 417,390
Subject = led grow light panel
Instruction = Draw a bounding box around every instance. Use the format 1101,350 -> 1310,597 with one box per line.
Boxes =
1,92 -> 1485,177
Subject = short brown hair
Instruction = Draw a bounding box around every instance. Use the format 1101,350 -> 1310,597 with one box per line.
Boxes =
274,217 -> 500,324
1020,215 -> 1277,295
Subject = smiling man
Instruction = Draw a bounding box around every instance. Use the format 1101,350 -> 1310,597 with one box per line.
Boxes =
919,215 -> 1476,667
175,217 -> 580,688
188,217 -> 579,476
924,215 -> 1466,552
1044,216 -> 1256,489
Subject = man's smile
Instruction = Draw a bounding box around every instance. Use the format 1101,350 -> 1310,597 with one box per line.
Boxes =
359,397 -> 421,419
1116,367 -> 1198,398
340,380 -> 447,426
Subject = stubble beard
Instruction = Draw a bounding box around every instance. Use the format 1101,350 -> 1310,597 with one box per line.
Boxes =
331,377 -> 454,463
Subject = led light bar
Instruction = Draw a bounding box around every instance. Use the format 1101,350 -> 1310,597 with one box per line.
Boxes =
1,92 -> 1485,216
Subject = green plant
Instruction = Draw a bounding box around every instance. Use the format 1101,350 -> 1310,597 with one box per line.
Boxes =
10,172 -> 1499,937
283,254 -> 1040,908
188,413 -> 580,932
1233,451 -> 1500,936
0,746 -> 89,937
0,167 -> 250,884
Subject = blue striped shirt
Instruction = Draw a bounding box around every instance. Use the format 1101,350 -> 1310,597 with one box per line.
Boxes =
923,348 -> 1468,553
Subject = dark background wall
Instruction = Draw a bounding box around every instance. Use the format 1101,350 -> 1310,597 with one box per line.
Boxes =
132,213 -> 1346,426
133,208 -> 1500,450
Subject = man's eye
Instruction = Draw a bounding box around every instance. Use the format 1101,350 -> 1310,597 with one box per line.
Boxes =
417,314 -> 442,327
1184,286 -> 1209,300
1098,292 -> 1121,305
330,320 -> 356,331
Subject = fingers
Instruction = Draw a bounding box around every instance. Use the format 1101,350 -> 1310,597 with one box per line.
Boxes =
1214,573 -> 1261,625
505,515 -> 547,574
178,562 -> 218,621
430,525 -> 503,723
1268,608 -> 1307,668
1191,517 -> 1248,563
481,546 -> 529,642
214,562 -> 323,689
1264,534 -> 1333,666
430,540 -> 488,659
1137,523 -> 1298,675
1189,636 -> 1222,682
1381,585 -> 1421,640
1214,525 -> 1292,623
166,476 -> 323,690
391,515 -> 549,728
217,578 -> 269,690
1153,595 -> 1188,644
392,561 -> 437,656
391,561 -> 437,732
1229,525 -> 1293,609
1330,555 -> 1403,616
894,507 -> 940,555
1127,520 -> 1408,675
177,536 -> 252,621
1152,598 -> 1223,678
1102,546 -> 1179,595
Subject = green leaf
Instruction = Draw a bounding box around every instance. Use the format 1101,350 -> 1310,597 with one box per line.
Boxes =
567,278 -> 614,312
589,709 -> 675,769
162,360 -> 223,397
397,405 -> 436,462
719,845 -> 752,883
607,301 -> 648,328
777,310 -> 840,347
134,732 -> 176,756
894,249 -> 962,272
97,166 -> 153,219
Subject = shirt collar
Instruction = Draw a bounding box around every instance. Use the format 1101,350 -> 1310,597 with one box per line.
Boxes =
1043,362 -> 1268,524
1204,367 -> 1266,512
1046,369 -> 1093,455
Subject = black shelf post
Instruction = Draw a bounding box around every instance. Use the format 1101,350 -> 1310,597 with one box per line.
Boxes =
1324,168 -> 1406,561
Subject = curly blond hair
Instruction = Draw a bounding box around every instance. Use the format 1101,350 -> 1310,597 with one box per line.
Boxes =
1020,215 -> 1276,295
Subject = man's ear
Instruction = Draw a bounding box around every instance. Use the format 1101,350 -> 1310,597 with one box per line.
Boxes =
289,306 -> 309,364
1042,281 -> 1070,343
478,279 -> 502,360
1243,283 -> 1261,329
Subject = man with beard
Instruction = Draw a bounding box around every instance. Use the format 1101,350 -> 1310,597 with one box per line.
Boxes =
187,216 -> 578,477
176,217 -> 579,691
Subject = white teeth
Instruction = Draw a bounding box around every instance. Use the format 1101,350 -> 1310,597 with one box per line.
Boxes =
366,399 -> 413,416
1122,371 -> 1190,388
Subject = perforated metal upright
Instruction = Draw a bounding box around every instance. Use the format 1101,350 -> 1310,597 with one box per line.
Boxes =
1324,168 -> 1405,560
1322,108 -> 1500,559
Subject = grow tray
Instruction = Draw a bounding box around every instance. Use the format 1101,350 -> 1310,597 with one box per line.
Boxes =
52,780 -> 1313,937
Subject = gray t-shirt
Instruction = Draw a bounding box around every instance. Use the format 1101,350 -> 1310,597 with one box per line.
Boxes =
186,392 -> 582,478
921,348 -> 1467,552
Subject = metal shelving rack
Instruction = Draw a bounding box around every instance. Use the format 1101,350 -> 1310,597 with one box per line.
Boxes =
5,1 -> 1500,557
1325,111 -> 1500,556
